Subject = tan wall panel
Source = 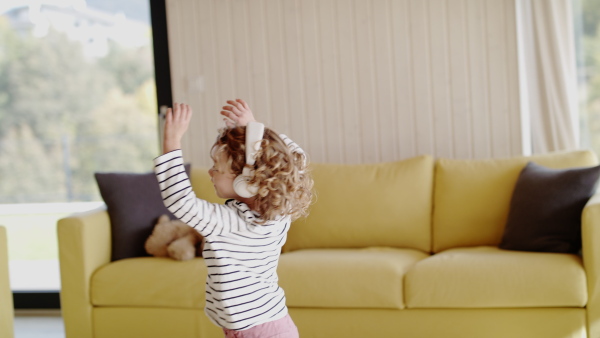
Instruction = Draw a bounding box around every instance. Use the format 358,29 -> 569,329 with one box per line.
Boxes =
165,0 -> 522,167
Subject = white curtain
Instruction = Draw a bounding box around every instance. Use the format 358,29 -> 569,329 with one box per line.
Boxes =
517,0 -> 579,154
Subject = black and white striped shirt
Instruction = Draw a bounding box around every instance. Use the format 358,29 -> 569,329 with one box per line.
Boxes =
153,135 -> 302,331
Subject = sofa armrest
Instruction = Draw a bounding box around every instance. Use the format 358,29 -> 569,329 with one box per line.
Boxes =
57,207 -> 111,338
582,193 -> 600,337
0,226 -> 14,338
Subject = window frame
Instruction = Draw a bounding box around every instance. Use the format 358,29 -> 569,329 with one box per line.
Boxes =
12,0 -> 172,310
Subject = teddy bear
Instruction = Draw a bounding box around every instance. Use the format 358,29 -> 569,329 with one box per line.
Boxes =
145,214 -> 205,261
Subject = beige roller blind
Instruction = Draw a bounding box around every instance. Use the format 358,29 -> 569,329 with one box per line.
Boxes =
165,0 -> 522,166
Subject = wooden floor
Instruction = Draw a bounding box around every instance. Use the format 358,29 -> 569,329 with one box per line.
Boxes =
14,310 -> 64,338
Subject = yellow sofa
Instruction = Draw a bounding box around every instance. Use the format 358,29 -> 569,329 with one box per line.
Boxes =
0,226 -> 14,338
58,150 -> 600,338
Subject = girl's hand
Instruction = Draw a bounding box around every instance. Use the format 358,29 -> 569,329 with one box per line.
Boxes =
163,103 -> 192,154
220,99 -> 256,128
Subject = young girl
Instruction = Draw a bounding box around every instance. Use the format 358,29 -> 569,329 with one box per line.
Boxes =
154,99 -> 312,338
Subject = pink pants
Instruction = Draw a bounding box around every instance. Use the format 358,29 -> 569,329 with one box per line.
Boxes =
223,315 -> 299,338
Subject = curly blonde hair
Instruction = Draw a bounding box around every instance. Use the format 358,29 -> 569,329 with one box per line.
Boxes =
211,126 -> 313,223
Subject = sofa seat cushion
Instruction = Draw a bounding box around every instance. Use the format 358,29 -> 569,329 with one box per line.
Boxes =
278,247 -> 429,309
91,257 -> 207,309
405,246 -> 587,308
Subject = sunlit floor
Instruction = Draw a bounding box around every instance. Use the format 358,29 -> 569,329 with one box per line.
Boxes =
14,310 -> 65,338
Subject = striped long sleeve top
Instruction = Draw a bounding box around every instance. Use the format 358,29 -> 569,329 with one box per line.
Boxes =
153,135 -> 304,331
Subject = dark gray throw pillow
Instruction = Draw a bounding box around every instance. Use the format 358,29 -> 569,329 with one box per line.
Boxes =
499,161 -> 600,254
95,164 -> 190,261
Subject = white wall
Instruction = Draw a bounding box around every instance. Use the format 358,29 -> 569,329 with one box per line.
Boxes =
166,0 -> 522,167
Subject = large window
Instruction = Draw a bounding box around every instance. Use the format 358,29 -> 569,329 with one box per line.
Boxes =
575,0 -> 600,153
0,0 -> 158,294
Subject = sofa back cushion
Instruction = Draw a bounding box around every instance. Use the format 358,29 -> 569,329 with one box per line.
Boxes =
433,150 -> 598,253
284,155 -> 435,253
190,168 -> 225,204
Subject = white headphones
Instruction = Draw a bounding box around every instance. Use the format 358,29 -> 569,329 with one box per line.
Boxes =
233,121 -> 265,198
